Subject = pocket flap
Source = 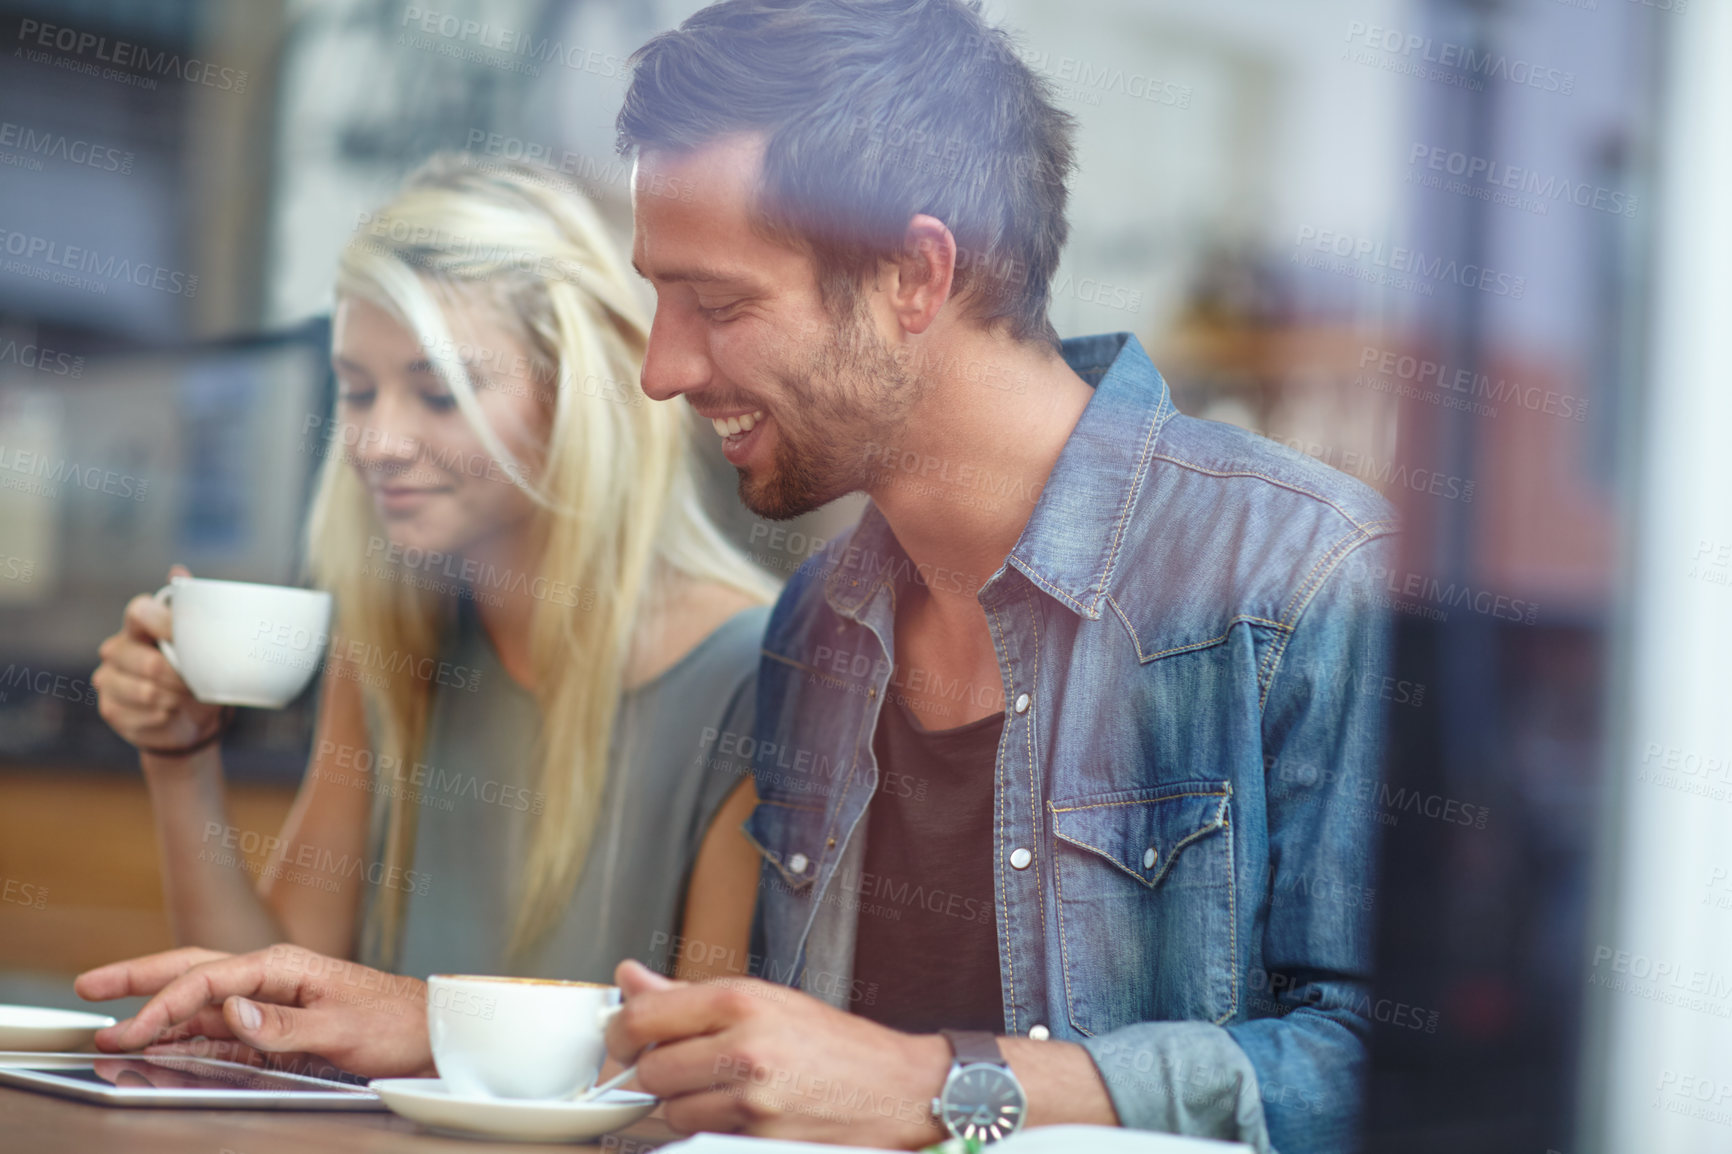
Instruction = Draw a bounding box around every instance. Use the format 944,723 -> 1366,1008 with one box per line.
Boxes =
1049,781 -> 1231,888
741,799 -> 825,891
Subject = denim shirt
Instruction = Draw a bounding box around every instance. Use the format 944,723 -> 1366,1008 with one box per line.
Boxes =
742,332 -> 1397,1154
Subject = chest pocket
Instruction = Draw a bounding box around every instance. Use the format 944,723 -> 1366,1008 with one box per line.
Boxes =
1049,781 -> 1236,1034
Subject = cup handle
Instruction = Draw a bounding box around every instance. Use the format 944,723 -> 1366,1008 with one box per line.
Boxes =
560,1002 -> 632,1103
152,585 -> 182,677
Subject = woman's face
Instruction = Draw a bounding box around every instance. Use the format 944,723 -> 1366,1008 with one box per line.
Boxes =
330,294 -> 551,559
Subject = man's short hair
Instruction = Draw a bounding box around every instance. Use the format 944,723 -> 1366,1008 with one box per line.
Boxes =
616,0 -> 1077,347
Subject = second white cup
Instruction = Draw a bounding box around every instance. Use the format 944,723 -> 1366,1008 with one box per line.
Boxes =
427,975 -> 623,1100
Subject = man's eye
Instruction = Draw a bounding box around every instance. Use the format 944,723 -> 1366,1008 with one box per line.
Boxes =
422,393 -> 458,412
336,390 -> 375,408
697,302 -> 742,322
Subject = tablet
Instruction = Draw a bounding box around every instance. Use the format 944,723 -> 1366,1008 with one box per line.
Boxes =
0,1051 -> 385,1109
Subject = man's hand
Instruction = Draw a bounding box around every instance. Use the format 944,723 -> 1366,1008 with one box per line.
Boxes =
74,944 -> 436,1080
605,960 -> 950,1147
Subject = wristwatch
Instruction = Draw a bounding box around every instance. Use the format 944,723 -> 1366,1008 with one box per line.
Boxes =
932,1029 -> 1026,1144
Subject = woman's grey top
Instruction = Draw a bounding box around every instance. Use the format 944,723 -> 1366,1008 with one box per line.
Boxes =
358,597 -> 766,982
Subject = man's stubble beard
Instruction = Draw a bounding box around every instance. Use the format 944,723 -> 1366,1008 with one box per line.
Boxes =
737,305 -> 918,521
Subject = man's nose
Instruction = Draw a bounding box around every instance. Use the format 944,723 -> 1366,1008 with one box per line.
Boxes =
639,305 -> 712,403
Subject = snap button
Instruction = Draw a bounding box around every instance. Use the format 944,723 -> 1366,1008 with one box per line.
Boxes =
1028,1024 -> 1050,1041
1009,847 -> 1032,870
788,853 -> 809,874
1014,693 -> 1030,714
1142,847 -> 1157,870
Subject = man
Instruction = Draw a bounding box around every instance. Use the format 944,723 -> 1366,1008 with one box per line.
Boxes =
602,2 -> 1393,1149
79,3 -> 1394,1150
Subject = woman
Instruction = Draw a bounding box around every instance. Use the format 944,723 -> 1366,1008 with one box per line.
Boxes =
92,154 -> 770,982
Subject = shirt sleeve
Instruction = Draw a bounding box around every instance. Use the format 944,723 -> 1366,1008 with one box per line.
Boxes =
1080,528 -> 1397,1154
1080,1020 -> 1276,1151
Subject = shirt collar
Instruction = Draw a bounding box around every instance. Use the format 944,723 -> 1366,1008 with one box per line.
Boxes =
823,332 -> 1174,622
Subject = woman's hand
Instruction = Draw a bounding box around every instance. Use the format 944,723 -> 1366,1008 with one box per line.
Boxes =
75,945 -> 436,1081
92,566 -> 225,762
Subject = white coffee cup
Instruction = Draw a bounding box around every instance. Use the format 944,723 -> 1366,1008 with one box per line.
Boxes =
153,576 -> 333,708
427,975 -> 623,1100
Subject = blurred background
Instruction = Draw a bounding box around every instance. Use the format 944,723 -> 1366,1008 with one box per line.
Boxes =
0,0 -> 1725,1150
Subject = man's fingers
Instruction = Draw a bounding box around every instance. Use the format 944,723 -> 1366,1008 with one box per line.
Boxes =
77,947 -> 231,1003
222,996 -> 328,1056
101,953 -> 299,1052
661,1086 -> 753,1136
608,979 -> 763,1065
165,1006 -> 242,1045
635,1034 -> 742,1100
222,995 -> 390,1082
151,1005 -> 235,1046
616,958 -> 679,997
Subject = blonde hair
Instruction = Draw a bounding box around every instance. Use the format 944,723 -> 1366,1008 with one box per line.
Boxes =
306,153 -> 775,965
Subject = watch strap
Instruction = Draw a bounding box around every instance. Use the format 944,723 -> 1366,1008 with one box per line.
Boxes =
941,1028 -> 1006,1068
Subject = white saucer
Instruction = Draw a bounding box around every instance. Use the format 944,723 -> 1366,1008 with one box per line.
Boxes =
369,1078 -> 657,1143
0,1006 -> 116,1051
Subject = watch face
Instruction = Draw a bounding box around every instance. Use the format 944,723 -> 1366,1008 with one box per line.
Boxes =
940,1063 -> 1026,1143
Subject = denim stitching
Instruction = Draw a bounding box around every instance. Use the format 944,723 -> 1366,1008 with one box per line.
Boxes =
1260,529 -> 1370,707
794,591 -> 886,970
1108,595 -> 1294,665
1262,529 -> 1395,711
1023,585 -> 1047,955
1049,791 -> 1229,811
987,598 -> 1019,1032
1257,630 -> 1296,716
1008,559 -> 1091,618
1048,789 -> 1233,1035
756,798 -> 825,813
1052,836 -> 1089,1037
1215,814 -> 1238,1025
821,580 -> 897,840
763,648 -> 825,679
1049,805 -> 1228,888
1260,526 -> 1392,710
1277,524 -> 1396,631
741,822 -> 817,890
1147,455 -> 1385,532
1274,516 -> 1399,630
1276,528 -> 1365,628
1086,389 -> 1167,617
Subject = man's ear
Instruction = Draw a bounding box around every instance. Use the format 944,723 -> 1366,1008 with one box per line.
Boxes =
888,214 -> 957,335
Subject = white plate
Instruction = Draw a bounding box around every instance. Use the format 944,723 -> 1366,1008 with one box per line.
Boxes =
369,1078 -> 657,1143
0,1006 -> 116,1051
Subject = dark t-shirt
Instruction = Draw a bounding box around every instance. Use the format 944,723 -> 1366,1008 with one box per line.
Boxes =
851,692 -> 1005,1034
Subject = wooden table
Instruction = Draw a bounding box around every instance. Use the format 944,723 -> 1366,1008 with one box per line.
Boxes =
0,1083 -> 680,1153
